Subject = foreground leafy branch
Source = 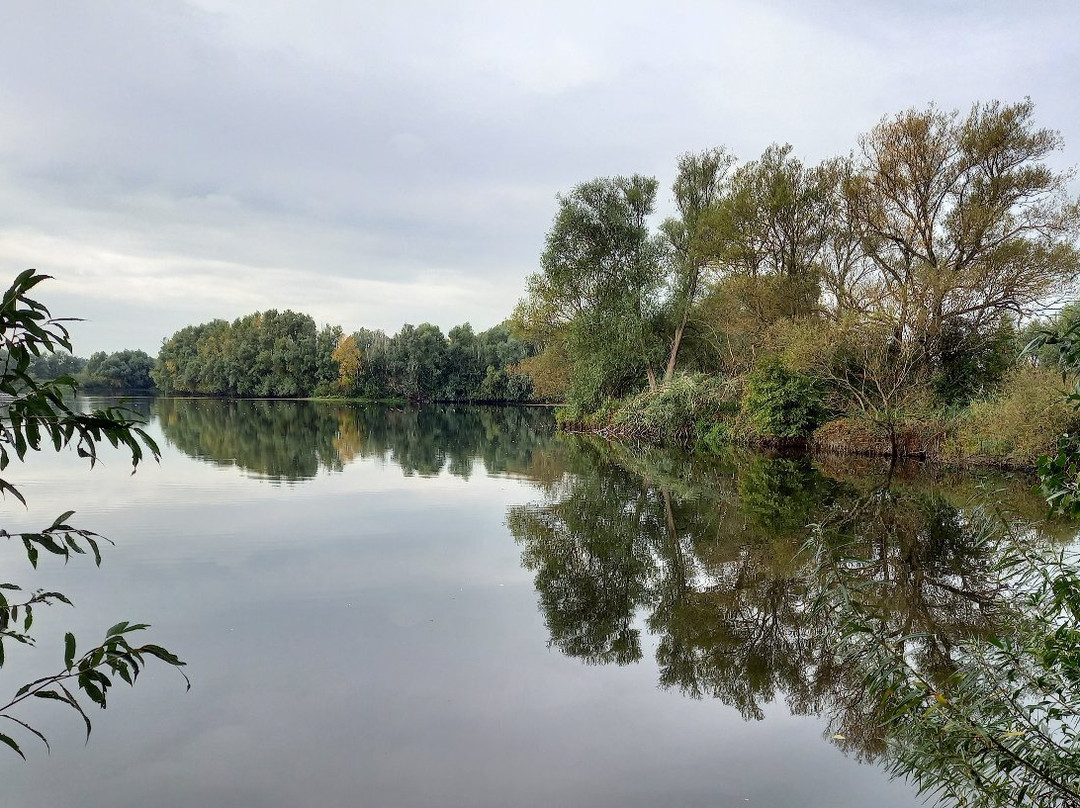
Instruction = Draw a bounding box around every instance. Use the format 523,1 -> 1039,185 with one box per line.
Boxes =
0,623 -> 189,758
0,268 -> 186,756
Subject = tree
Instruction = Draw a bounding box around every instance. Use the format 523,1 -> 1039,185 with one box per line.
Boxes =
847,99 -> 1080,367
387,323 -> 447,401
26,350 -> 86,381
442,323 -> 483,400
331,334 -> 363,394
812,318 -> 929,458
154,310 -> 329,397
659,147 -> 735,381
687,145 -> 835,376
714,143 -> 832,323
519,175 -> 668,411
82,349 -> 157,391
0,269 -> 187,757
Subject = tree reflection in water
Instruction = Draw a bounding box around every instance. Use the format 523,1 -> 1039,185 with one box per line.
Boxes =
154,399 -> 559,483
507,437 -> 1072,795
152,398 -> 1077,802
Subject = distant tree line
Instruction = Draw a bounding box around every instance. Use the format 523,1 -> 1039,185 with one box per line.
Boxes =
27,348 -> 156,392
153,310 -> 340,397
152,310 -> 534,402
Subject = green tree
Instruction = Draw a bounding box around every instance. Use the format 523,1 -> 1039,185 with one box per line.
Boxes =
26,350 -> 86,380
719,144 -> 831,322
442,323 -> 483,400
519,175 -> 668,411
387,323 -> 448,401
0,269 -> 187,757
659,147 -> 735,380
155,310 -> 330,397
82,348 -> 156,391
688,145 -> 834,376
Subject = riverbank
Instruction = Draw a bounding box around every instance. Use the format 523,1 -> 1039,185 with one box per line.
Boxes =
555,368 -> 1080,470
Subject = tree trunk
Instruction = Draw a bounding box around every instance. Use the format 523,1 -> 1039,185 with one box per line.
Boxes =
664,315 -> 688,383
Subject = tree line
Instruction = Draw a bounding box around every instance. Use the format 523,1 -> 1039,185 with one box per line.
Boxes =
512,99 -> 1080,463
152,310 -> 534,402
27,349 -> 156,392
31,98 -> 1080,458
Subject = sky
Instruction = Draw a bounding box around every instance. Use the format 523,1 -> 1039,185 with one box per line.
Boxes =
0,0 -> 1078,355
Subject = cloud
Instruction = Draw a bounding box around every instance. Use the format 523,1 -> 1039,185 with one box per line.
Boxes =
0,0 -> 1076,353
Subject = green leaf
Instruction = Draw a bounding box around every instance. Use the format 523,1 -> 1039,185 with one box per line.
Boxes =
33,690 -> 72,705
0,732 -> 25,759
49,510 -> 76,529
64,632 -> 76,670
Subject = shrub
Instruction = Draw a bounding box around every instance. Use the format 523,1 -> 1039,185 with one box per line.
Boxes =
557,373 -> 740,446
931,317 -> 1019,407
957,366 -> 1080,466
812,414 -> 950,459
741,357 -> 826,439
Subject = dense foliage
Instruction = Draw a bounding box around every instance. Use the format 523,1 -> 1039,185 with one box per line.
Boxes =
153,310 -> 341,397
741,357 -> 826,439
514,99 -> 1080,462
26,350 -> 86,380
154,313 -> 533,402
82,349 -> 156,391
27,349 -> 157,392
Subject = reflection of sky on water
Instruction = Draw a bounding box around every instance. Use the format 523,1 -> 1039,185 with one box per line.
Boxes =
1,404 -> 921,808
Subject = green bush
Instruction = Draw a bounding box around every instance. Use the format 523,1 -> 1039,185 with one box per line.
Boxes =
932,317 -> 1019,407
741,357 -> 826,439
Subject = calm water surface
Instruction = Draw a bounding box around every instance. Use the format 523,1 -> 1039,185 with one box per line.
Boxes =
0,399 -> 1057,807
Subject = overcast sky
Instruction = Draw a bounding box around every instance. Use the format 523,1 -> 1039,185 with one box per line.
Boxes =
1,0 -> 1078,354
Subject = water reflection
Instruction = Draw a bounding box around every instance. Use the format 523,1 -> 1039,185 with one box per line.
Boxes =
153,398 -> 560,482
507,438 -> 1064,769
68,399 -> 1075,803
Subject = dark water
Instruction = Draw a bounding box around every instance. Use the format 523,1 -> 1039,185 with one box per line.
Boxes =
0,399 -> 1062,807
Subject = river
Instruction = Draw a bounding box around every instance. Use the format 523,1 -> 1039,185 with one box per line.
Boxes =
0,399 -> 1062,807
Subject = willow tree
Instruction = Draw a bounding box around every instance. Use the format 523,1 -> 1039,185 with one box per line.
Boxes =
659,147 -> 735,381
518,175 -> 668,410
847,99 -> 1080,365
689,145 -> 835,373
718,143 -> 833,321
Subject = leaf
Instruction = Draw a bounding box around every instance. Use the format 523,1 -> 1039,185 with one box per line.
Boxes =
49,510 -> 76,529
0,731 -> 25,759
64,632 -> 76,670
139,644 -> 185,667
77,676 -> 105,708
33,690 -> 73,705
58,683 -> 93,741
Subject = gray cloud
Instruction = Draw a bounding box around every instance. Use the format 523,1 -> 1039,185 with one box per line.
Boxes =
0,0 -> 1077,352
